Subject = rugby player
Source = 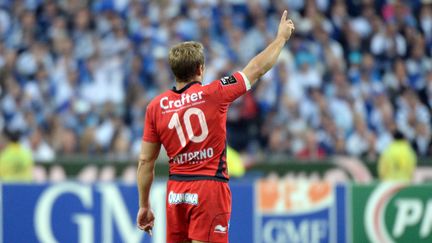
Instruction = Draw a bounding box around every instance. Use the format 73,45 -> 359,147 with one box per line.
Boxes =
137,10 -> 295,243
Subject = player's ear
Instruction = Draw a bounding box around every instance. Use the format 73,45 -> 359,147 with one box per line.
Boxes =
196,64 -> 204,76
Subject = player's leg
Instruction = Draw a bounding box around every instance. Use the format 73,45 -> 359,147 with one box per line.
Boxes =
188,180 -> 231,243
166,180 -> 190,243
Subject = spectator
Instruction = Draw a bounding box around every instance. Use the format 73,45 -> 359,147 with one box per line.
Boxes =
370,21 -> 407,58
396,89 -> 430,140
295,129 -> 327,160
22,128 -> 55,162
412,122 -> 432,156
405,36 -> 432,90
0,129 -> 33,181
346,116 -> 376,158
419,5 -> 432,41
378,131 -> 417,182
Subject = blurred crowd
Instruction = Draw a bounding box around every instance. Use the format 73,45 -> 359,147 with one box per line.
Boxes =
0,0 -> 432,163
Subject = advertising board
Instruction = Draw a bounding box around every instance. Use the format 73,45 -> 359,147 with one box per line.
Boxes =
1,183 -> 165,243
254,179 -> 347,243
351,183 -> 432,243
5,181 -> 431,243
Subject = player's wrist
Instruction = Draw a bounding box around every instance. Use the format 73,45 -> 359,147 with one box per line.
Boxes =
140,204 -> 150,209
275,34 -> 288,42
140,201 -> 150,209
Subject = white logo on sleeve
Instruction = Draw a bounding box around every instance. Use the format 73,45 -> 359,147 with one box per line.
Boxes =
214,225 -> 227,233
220,76 -> 237,86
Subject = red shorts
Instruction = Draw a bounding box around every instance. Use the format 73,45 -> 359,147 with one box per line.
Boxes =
166,179 -> 231,243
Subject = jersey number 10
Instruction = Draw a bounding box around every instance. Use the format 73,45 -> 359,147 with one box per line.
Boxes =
168,107 -> 209,147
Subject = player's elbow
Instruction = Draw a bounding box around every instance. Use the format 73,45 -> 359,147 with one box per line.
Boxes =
243,62 -> 265,84
138,154 -> 155,169
138,158 -> 146,168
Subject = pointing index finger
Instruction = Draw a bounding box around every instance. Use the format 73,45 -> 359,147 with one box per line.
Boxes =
281,10 -> 287,22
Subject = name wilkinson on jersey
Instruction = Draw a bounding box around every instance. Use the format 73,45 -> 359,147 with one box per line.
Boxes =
168,191 -> 199,205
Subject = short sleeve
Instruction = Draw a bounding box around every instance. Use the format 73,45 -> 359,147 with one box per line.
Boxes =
142,105 -> 160,143
206,71 -> 251,104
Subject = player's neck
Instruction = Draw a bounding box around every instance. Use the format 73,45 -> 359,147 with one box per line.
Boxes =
175,78 -> 202,90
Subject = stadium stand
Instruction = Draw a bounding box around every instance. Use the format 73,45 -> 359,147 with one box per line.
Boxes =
0,0 -> 431,165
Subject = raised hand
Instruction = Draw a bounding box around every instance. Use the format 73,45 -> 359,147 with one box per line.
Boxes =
277,10 -> 295,41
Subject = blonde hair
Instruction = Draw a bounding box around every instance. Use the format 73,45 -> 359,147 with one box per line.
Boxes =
168,41 -> 204,82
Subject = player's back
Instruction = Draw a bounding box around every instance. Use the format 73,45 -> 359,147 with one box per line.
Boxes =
143,72 -> 251,181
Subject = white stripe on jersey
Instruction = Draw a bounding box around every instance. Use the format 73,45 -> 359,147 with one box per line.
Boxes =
239,71 -> 251,91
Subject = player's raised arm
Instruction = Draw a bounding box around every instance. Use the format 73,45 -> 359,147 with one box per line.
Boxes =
136,141 -> 161,234
242,10 -> 295,85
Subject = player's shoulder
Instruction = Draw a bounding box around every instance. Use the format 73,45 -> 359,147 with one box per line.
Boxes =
147,90 -> 172,111
204,71 -> 244,88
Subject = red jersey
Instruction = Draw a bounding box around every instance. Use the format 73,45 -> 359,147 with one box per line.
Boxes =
143,71 -> 251,181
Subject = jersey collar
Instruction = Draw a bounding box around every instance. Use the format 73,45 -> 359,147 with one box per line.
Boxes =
171,81 -> 201,94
